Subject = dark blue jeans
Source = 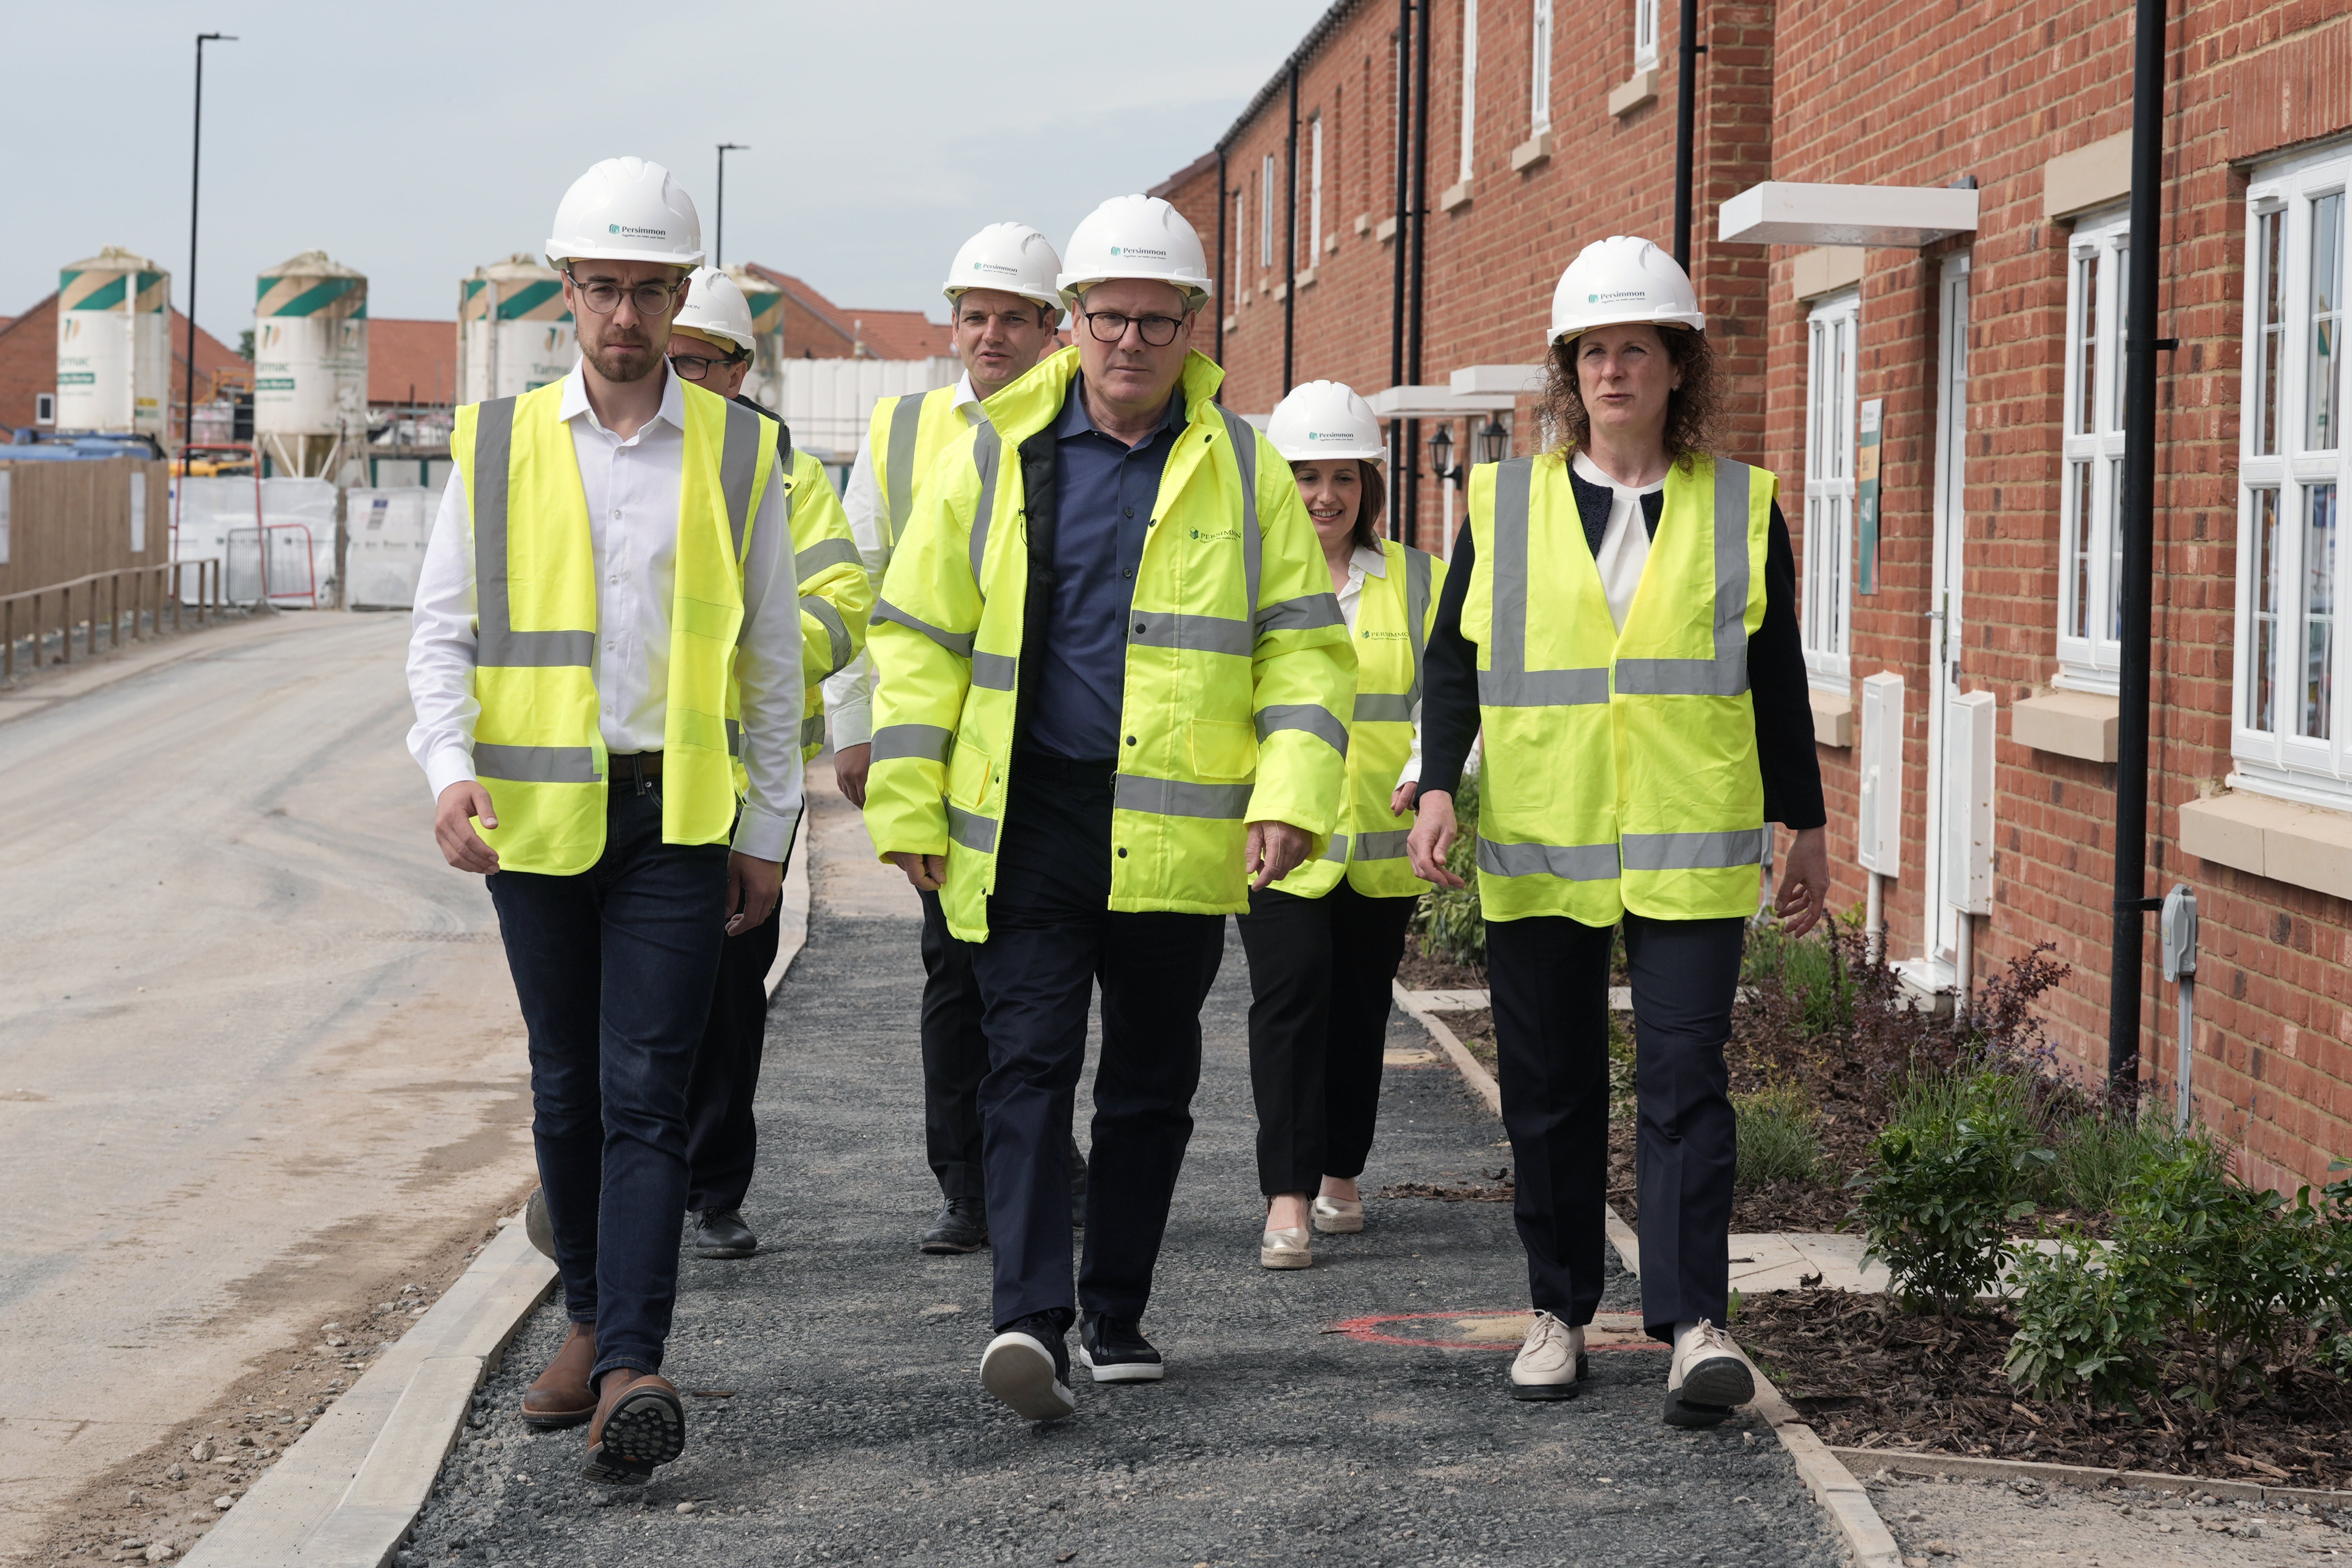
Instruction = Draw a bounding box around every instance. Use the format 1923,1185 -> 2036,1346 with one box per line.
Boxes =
967,752 -> 1225,1331
487,782 -> 730,1383
684,809 -> 797,1215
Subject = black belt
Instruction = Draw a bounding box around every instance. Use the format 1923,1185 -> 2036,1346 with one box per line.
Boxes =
611,751 -> 663,792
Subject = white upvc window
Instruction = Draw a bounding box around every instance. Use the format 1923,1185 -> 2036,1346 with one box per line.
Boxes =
1635,0 -> 1660,70
1232,185 -> 1246,290
1458,0 -> 1479,185
1309,114 -> 1325,261
2236,147 -> 2352,808
1530,0 -> 1553,133
1260,153 -> 1276,269
2055,205 -> 2130,690
1802,289 -> 1860,687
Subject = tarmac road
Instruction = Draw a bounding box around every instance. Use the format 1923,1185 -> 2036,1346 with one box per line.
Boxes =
0,613 -> 535,1558
405,787 -> 1843,1568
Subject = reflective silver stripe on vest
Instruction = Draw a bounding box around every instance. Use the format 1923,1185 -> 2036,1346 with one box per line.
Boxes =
802,594 -> 855,676
799,713 -> 826,748
1114,774 -> 1254,819
869,723 -> 953,763
1479,456 -> 1606,707
1130,611 -> 1252,656
1477,836 -> 1623,881
471,397 -> 595,670
1354,691 -> 1415,722
884,392 -> 925,544
1354,828 -> 1412,860
726,717 -> 741,757
1404,544 -> 1432,707
971,650 -> 1018,690
1321,831 -> 1350,862
871,597 -> 975,659
1218,407 -> 1262,619
968,422 -> 1001,586
795,535 -> 861,584
1612,457 -> 1755,698
1620,827 -> 1766,871
946,800 -> 998,852
720,399 -> 764,560
1254,592 -> 1345,633
473,742 -> 600,784
1254,702 -> 1348,755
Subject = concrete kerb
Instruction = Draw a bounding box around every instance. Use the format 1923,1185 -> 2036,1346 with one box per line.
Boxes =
1401,974 -> 1908,1568
1827,1446 -> 2352,1510
180,809 -> 816,1567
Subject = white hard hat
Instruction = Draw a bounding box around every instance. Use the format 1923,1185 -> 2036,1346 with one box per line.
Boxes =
672,267 -> 755,354
1547,235 -> 1704,347
1056,195 -> 1214,311
546,156 -> 704,270
944,223 -> 1065,321
1267,380 -> 1386,464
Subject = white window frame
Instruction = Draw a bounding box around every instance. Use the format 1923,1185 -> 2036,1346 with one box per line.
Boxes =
34,391 -> 56,425
1233,185 -> 1246,293
1635,0 -> 1660,71
1309,114 -> 1325,262
1261,153 -> 1276,269
1458,0 -> 1479,185
1802,289 -> 1861,688
1530,0 -> 1553,133
2234,145 -> 2352,809
2054,204 -> 2130,691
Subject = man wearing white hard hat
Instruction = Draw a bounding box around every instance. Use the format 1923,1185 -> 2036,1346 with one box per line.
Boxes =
861,195 -> 1354,1422
663,265 -> 871,1262
825,222 -> 1074,1258
1238,381 -> 1446,1273
405,157 -> 804,1484
1405,236 -> 1827,1422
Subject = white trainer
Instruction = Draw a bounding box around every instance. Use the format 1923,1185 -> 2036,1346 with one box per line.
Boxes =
1310,1195 -> 1364,1234
1509,1310 -> 1587,1401
1665,1318 -> 1755,1425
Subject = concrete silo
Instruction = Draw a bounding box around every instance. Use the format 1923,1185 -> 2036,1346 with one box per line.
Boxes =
726,265 -> 783,412
54,247 -> 171,437
254,251 -> 369,479
456,255 -> 576,403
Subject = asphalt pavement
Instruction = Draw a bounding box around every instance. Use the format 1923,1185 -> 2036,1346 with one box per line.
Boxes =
402,817 -> 1844,1568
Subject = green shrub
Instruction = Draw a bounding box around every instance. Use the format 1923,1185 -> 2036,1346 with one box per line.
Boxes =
1742,924 -> 1850,1038
1412,768 -> 1485,968
2048,1111 -> 2177,1216
1885,1068 -> 2058,1203
1735,1082 -> 1823,1188
1851,1077 -> 2053,1316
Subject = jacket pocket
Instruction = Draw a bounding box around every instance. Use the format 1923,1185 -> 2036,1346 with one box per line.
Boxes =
1187,718 -> 1258,780
946,741 -> 993,810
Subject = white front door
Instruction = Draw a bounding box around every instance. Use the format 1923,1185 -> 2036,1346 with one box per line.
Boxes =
1922,254 -> 1972,967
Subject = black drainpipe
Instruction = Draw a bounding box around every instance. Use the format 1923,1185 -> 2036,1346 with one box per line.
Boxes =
1283,62 -> 1301,395
1214,147 -> 1228,372
2108,0 -> 2171,1089
1388,0 -> 1413,540
1405,0 -> 1432,550
1671,0 -> 1702,268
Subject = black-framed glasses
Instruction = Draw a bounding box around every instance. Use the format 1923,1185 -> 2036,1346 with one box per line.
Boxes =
565,270 -> 684,317
1082,309 -> 1183,347
667,348 -> 746,382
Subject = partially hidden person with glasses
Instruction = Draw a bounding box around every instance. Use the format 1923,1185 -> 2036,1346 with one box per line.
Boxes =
860,194 -> 1355,1423
405,158 -> 804,1485
660,265 -> 871,1263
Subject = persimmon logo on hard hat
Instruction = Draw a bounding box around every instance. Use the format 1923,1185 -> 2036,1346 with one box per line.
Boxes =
1592,289 -> 1650,303
608,223 -> 668,239
1108,245 -> 1170,261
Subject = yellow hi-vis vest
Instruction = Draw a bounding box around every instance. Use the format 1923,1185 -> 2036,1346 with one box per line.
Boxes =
866,383 -> 979,575
1462,450 -> 1772,925
861,345 -> 1358,943
451,377 -> 777,875
1275,540 -> 1445,900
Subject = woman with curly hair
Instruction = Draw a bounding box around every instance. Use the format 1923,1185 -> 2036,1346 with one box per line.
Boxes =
1405,237 -> 1829,1425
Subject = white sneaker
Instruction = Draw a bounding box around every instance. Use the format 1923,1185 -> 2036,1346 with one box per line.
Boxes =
1310,1195 -> 1364,1234
1509,1310 -> 1586,1401
1665,1318 -> 1755,1426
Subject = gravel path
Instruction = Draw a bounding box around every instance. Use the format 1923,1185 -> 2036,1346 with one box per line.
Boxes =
402,877 -> 1846,1567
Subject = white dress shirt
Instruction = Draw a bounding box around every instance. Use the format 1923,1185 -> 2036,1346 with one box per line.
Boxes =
822,372 -> 986,749
1572,449 -> 1664,635
1334,543 -> 1425,791
404,366 -> 804,861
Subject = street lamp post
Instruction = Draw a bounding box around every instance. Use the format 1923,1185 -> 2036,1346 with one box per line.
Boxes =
715,143 -> 748,268
184,31 -> 236,448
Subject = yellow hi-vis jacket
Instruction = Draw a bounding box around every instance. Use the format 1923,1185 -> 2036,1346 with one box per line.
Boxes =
1274,539 -> 1445,900
1463,450 -> 1773,925
450,377 -> 777,875
862,346 -> 1358,942
866,384 -> 977,577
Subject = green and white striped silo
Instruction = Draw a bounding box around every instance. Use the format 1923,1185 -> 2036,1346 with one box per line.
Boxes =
254,250 -> 368,477
457,254 -> 576,403
54,247 -> 171,437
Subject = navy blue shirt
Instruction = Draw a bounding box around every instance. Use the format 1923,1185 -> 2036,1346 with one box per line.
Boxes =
1024,375 -> 1187,762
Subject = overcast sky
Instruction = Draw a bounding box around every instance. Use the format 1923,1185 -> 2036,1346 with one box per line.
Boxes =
4,0 -> 1328,332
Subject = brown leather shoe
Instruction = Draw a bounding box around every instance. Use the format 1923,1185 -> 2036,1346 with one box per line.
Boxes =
519,1321 -> 598,1430
583,1370 -> 686,1486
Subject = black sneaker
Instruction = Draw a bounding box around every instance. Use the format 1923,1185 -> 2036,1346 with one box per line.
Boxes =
1078,1311 -> 1165,1383
981,1310 -> 1075,1421
920,1198 -> 989,1254
688,1209 -> 757,1259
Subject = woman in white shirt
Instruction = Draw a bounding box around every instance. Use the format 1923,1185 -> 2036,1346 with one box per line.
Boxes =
1240,382 -> 1448,1270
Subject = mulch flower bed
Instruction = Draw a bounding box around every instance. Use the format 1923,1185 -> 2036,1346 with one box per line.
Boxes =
1394,948 -> 1488,993
1734,1288 -> 2352,1492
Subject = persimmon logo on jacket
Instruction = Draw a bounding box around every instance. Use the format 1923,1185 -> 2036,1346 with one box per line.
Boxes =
1189,526 -> 1240,542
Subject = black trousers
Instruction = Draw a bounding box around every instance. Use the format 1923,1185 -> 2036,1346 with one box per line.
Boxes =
1234,881 -> 1418,1196
918,887 -> 990,1204
681,811 -> 797,1216
966,753 -> 1225,1330
1486,911 -> 1745,1343
486,783 -> 730,1383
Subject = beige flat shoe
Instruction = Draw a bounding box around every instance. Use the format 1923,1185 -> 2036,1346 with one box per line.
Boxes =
1310,1196 -> 1364,1234
1259,1227 -> 1312,1269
